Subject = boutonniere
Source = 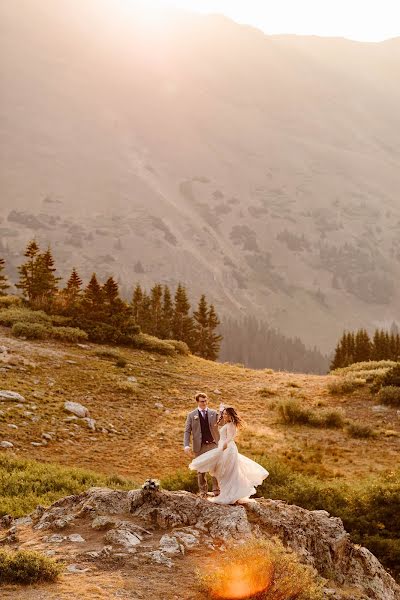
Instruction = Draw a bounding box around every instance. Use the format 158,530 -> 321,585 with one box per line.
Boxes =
194,415 -> 199,420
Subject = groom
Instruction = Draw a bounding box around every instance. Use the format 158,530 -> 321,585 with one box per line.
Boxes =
183,392 -> 220,498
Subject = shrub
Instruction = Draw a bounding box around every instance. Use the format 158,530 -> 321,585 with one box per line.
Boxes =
258,387 -> 278,397
332,360 -> 397,375
115,357 -> 127,368
0,307 -> 51,327
50,326 -> 88,343
0,549 -> 61,584
130,333 -> 176,355
0,295 -> 21,309
376,364 -> 400,389
198,537 -> 323,600
161,469 -> 198,493
168,339 -> 190,355
327,377 -> 364,395
0,454 -> 134,517
11,321 -> 49,339
51,315 -> 73,326
116,381 -> 138,394
323,409 -> 345,429
277,400 -> 313,426
347,422 -> 376,439
377,386 -> 400,406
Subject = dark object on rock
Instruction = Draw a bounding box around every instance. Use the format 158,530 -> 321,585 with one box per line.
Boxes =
142,479 -> 160,492
0,515 -> 13,529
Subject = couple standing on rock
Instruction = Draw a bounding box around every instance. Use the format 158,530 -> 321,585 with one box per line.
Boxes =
183,392 -> 268,504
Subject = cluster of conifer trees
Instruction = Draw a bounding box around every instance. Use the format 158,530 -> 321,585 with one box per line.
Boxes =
330,327 -> 400,370
0,241 -> 222,360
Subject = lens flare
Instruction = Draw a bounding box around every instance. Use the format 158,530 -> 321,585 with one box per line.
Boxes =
209,559 -> 273,599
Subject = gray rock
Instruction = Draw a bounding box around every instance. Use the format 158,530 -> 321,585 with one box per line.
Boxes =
66,564 -> 90,573
144,550 -> 173,568
7,423 -> 18,429
91,516 -> 117,531
83,417 -> 96,431
127,376 -> 137,383
31,442 -> 42,447
372,405 -> 388,412
0,390 -> 26,402
64,401 -> 89,418
67,533 -> 85,543
46,534 -> 65,543
104,528 -> 141,551
14,516 -> 33,527
154,402 -> 164,409
0,441 -> 14,448
159,534 -> 182,555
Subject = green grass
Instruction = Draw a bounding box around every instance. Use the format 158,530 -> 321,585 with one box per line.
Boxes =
0,455 -> 135,517
277,399 -> 344,429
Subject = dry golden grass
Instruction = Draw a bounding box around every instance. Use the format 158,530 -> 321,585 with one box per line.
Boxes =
1,327 -> 399,484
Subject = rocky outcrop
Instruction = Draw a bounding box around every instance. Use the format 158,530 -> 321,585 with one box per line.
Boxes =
2,487 -> 399,600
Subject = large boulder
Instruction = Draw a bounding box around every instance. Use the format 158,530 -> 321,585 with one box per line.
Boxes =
5,487 -> 399,600
0,390 -> 26,402
64,401 -> 89,418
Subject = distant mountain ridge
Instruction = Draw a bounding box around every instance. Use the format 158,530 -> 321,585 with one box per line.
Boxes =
1,0 -> 400,353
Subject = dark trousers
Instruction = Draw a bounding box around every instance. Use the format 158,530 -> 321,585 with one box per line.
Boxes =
195,442 -> 219,495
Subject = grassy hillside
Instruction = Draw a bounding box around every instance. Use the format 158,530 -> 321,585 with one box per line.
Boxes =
1,327 -> 399,482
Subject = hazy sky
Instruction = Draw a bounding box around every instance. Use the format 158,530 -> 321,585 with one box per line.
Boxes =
154,0 -> 400,41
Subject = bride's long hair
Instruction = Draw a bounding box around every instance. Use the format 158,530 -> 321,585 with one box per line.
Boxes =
218,406 -> 244,428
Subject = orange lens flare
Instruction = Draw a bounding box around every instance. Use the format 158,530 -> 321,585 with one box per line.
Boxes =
211,560 -> 273,600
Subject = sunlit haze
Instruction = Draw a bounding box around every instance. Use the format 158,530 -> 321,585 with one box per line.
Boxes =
148,0 -> 400,41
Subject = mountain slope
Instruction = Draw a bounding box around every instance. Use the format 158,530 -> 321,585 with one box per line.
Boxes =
1,1 -> 400,351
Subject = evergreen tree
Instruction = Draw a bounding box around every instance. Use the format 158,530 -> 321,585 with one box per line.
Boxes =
131,284 -> 143,323
138,291 -> 152,333
35,247 -> 61,302
172,283 -> 194,347
159,285 -> 173,339
82,273 -> 104,316
205,304 -> 222,361
0,258 -> 10,296
16,239 -> 40,301
193,294 -> 209,358
330,334 -> 345,370
63,267 -> 83,313
103,276 -> 120,306
372,329 -> 386,361
354,329 -> 371,363
149,283 -> 163,337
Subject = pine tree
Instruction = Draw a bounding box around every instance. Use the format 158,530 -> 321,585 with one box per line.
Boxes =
172,283 -> 194,346
35,247 -> 61,303
139,291 -> 152,333
159,285 -> 173,339
0,258 -> 10,296
63,267 -> 83,313
330,334 -> 345,370
103,276 -> 120,306
193,294 -> 209,358
16,239 -> 40,301
205,304 -> 222,361
149,283 -> 163,337
131,284 -> 143,323
354,329 -> 371,363
372,329 -> 386,361
82,273 -> 104,316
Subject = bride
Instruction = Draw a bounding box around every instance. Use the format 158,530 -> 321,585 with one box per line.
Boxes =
189,407 -> 268,505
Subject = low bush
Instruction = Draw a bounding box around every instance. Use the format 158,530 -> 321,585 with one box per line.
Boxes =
0,306 -> 51,327
198,537 -> 323,600
11,321 -> 49,339
377,386 -> 400,406
332,360 -> 397,375
161,468 -> 198,493
277,400 -> 313,425
258,387 -> 278,397
50,326 -> 88,343
95,348 -> 124,360
0,295 -> 21,309
376,364 -> 400,390
130,333 -> 176,355
115,357 -> 128,368
168,339 -> 190,355
0,549 -> 61,584
322,409 -> 345,429
116,381 -> 138,394
51,315 -> 73,326
0,454 -> 134,517
327,377 -> 365,395
347,422 -> 376,439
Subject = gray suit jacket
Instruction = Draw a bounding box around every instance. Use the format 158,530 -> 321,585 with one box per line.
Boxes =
183,408 -> 220,454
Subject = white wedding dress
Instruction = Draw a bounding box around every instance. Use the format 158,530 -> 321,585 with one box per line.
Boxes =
189,422 -> 269,504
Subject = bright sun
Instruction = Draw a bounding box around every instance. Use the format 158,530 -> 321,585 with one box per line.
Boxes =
128,0 -> 400,42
